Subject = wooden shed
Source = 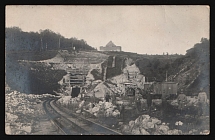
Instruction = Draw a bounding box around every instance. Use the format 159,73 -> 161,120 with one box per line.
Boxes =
153,82 -> 178,95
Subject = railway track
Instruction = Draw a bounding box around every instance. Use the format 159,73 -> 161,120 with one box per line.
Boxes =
43,99 -> 122,135
43,100 -> 84,135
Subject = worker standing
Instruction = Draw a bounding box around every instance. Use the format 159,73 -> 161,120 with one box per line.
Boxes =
177,89 -> 187,115
161,90 -> 170,118
146,89 -> 153,114
105,92 -> 110,102
135,93 -> 141,114
140,89 -> 145,111
111,93 -> 116,105
81,88 -> 86,100
119,103 -> 125,121
197,88 -> 208,116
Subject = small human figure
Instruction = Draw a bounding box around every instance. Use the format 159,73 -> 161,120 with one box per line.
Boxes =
135,93 -> 141,114
118,103 -> 125,121
111,93 -> 116,105
177,89 -> 187,115
197,88 -> 208,116
92,102 -> 95,108
105,93 -> 110,102
146,89 -> 153,114
139,89 -> 144,110
161,90 -> 170,118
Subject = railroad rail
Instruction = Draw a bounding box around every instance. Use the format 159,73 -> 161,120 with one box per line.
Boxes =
51,100 -> 122,135
43,98 -> 122,135
43,99 -> 87,135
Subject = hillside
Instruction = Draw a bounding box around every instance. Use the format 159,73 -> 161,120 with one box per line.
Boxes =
5,53 -> 67,94
5,27 -> 95,52
100,38 -> 209,96
167,38 -> 210,96
5,29 -> 209,96
5,50 -> 109,94
5,26 -> 97,94
100,51 -> 183,82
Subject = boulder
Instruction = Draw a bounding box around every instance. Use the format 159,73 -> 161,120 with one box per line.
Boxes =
116,101 -> 123,105
92,106 -> 100,113
112,105 -> 117,109
140,128 -> 150,135
129,120 -> 135,130
157,125 -> 169,134
121,125 -> 131,134
98,101 -> 104,106
171,99 -> 178,106
152,99 -> 162,106
140,120 -> 149,130
146,122 -> 155,129
116,97 -> 122,101
112,110 -> 120,117
141,117 -> 152,123
106,107 -> 114,112
188,129 -> 198,134
151,118 -> 161,125
22,125 -> 31,133
5,113 -> 18,122
131,127 -> 141,135
76,110 -> 81,114
200,130 -> 210,135
135,115 -> 144,125
141,115 -> 150,119
118,122 -> 123,126
5,125 -> 12,135
175,121 -> 183,126
105,110 -> 112,117
93,113 -> 98,117
153,131 -> 162,135
15,130 -> 28,135
168,129 -> 182,135
104,102 -> 113,109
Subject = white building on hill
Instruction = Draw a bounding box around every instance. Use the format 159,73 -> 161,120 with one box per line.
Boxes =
100,41 -> 121,52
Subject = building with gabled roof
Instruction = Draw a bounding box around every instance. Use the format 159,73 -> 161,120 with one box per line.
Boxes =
100,41 -> 121,52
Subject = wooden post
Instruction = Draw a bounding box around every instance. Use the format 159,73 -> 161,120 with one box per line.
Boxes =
59,38 -> 60,49
166,71 -> 168,82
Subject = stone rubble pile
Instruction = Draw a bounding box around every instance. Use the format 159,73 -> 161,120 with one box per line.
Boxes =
57,96 -> 80,108
5,90 -> 55,135
84,101 -> 120,118
121,115 -> 184,135
170,96 -> 199,107
152,99 -> 162,106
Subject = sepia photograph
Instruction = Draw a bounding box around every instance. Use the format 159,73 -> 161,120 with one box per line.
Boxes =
5,5 -> 209,135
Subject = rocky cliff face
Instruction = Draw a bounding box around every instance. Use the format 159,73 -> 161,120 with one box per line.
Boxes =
6,51 -> 109,94
167,39 -> 209,95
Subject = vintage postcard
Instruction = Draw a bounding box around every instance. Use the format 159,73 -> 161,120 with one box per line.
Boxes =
5,5 -> 209,135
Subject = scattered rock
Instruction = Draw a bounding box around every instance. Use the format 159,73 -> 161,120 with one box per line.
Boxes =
140,128 -> 150,135
131,126 -> 141,135
121,125 -> 131,134
129,120 -> 135,130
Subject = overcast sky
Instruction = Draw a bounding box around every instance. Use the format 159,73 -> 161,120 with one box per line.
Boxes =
6,5 -> 209,54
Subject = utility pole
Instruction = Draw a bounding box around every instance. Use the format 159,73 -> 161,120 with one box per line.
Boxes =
40,38 -> 43,51
166,71 -> 168,82
59,38 -> 61,49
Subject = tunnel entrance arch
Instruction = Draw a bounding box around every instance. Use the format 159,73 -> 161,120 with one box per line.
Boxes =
71,86 -> 81,98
